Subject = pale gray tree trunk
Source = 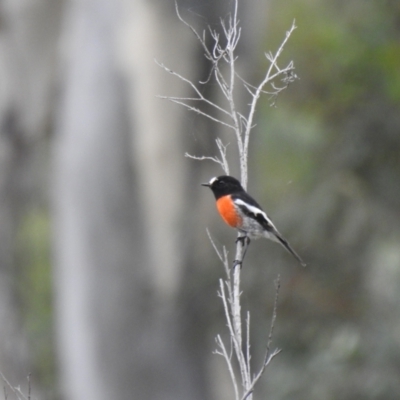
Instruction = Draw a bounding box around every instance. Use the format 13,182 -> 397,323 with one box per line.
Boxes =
53,0 -> 206,399
53,1 -> 147,398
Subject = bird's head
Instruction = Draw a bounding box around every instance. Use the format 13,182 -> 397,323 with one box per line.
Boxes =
202,175 -> 244,199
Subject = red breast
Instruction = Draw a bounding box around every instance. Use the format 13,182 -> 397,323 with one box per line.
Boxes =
216,195 -> 242,228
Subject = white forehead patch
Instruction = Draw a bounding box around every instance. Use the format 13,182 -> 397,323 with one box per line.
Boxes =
209,177 -> 218,185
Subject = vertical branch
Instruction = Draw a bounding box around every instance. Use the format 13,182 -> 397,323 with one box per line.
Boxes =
159,1 -> 297,398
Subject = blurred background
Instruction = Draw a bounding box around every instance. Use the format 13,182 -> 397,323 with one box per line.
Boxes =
0,0 -> 400,399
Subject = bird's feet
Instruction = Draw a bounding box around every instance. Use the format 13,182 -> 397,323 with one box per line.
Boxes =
235,235 -> 249,246
233,235 -> 250,269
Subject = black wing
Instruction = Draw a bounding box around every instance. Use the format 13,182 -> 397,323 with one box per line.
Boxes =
232,192 -> 277,233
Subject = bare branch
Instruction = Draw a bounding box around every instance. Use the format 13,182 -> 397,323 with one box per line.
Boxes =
242,20 -> 297,183
185,138 -> 229,174
215,335 -> 239,400
222,246 -> 231,280
0,372 -> 30,400
242,348 -> 282,400
246,311 -> 251,378
240,276 -> 282,399
220,279 -> 249,387
266,275 -> 281,357
231,257 -> 250,388
215,138 -> 230,175
206,229 -> 226,265
174,1 -> 213,61
158,96 -> 236,130
185,153 -> 226,170
155,60 -> 232,117
219,280 -> 235,339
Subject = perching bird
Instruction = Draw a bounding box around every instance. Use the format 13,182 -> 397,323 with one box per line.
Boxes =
202,175 -> 305,266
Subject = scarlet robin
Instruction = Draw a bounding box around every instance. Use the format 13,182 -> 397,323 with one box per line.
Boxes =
202,175 -> 305,266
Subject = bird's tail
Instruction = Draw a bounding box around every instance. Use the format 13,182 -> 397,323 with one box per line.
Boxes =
275,233 -> 306,267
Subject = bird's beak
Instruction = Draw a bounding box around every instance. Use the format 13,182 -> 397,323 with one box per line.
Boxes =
201,183 -> 210,187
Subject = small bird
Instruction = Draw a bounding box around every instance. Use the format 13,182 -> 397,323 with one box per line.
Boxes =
202,175 -> 306,266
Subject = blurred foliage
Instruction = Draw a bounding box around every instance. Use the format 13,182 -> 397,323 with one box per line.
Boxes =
16,208 -> 55,392
263,0 -> 400,112
249,0 -> 400,398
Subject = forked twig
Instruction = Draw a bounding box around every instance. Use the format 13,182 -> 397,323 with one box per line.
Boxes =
0,372 -> 32,400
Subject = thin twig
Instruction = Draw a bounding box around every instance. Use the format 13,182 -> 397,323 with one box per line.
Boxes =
246,311 -> 251,377
215,335 -> 239,400
185,153 -> 226,170
220,278 -> 248,389
174,1 -> 232,96
240,276 -> 282,399
159,97 -> 236,130
185,138 -> 229,174
215,138 -> 230,175
206,229 -> 226,264
219,280 -> 236,344
241,348 -> 282,400
242,20 -> 297,186
222,246 -> 231,279
266,275 -> 281,357
27,374 -> 31,400
155,61 -> 232,117
0,372 -> 29,400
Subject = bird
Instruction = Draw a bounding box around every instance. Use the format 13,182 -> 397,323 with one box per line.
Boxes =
202,175 -> 306,267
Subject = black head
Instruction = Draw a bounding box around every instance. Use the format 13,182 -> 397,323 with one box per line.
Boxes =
201,175 -> 244,199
